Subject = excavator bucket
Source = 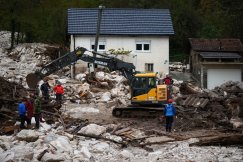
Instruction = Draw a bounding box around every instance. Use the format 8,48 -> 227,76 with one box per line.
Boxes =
26,73 -> 41,89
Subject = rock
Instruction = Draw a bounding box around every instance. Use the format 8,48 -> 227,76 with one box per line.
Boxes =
41,152 -> 65,162
43,133 -> 58,144
78,124 -> 106,136
118,98 -> 128,106
106,100 -> 118,108
75,73 -> 86,81
80,146 -> 92,159
148,151 -> 162,162
0,151 -> 14,162
16,129 -> 39,142
73,154 -> 85,162
92,142 -> 110,153
100,81 -> 109,88
75,83 -> 90,94
230,118 -> 243,128
39,122 -> 52,132
65,106 -> 99,119
110,88 -> 119,97
57,78 -> 67,84
119,150 -> 134,160
113,75 -> 126,85
172,85 -> 180,94
0,141 -> 10,151
11,145 -> 34,161
237,82 -> 243,90
49,136 -> 73,153
100,92 -> 111,102
95,71 -> 105,81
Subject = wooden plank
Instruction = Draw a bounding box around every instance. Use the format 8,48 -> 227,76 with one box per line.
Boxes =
114,127 -> 131,135
119,130 -> 134,136
3,125 -> 19,133
200,99 -> 209,108
186,96 -> 196,106
182,95 -> 193,106
189,134 -> 243,146
191,97 -> 200,107
195,98 -> 204,108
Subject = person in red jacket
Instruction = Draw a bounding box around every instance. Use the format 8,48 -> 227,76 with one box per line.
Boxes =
163,74 -> 174,85
53,82 -> 64,103
24,97 -> 33,128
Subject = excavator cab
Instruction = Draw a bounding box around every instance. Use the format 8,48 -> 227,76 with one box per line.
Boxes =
131,73 -> 168,106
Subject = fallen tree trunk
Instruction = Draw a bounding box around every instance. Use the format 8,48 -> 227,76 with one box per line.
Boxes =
189,134 -> 243,146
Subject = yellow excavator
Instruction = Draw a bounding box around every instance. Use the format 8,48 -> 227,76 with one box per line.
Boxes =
113,73 -> 168,117
26,47 -> 169,117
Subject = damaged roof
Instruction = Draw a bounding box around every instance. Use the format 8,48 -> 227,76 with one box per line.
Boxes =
189,38 -> 243,52
67,8 -> 174,36
200,52 -> 242,59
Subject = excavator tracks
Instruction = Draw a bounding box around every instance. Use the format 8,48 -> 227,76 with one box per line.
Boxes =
112,106 -> 164,118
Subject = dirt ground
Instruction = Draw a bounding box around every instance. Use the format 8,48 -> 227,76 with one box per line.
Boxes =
61,102 -> 236,140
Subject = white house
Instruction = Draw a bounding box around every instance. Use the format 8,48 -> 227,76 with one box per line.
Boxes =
67,8 -> 174,76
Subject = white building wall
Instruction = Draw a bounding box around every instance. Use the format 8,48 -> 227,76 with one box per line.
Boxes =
71,35 -> 170,76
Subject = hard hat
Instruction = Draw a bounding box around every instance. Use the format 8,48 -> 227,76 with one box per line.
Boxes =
168,99 -> 173,103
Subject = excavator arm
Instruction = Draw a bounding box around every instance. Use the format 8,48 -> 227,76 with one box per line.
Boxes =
26,47 -> 136,89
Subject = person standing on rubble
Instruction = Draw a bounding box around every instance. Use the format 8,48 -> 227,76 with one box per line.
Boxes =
164,99 -> 176,132
18,99 -> 27,129
33,93 -> 42,129
24,97 -> 33,129
162,73 -> 174,99
40,79 -> 51,100
163,73 -> 174,85
53,81 -> 64,103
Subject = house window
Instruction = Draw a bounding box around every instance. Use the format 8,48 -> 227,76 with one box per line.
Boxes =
145,63 -> 153,72
91,40 -> 106,51
136,41 -> 151,52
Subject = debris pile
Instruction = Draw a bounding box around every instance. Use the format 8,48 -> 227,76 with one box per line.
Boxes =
0,120 -> 242,162
0,42 -> 58,87
0,34 -> 243,161
61,71 -> 129,105
175,81 -> 243,131
0,76 -> 28,134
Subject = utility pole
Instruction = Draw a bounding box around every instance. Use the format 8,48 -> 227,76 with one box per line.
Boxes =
93,5 -> 105,70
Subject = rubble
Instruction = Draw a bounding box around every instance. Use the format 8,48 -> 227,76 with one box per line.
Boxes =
0,33 -> 243,161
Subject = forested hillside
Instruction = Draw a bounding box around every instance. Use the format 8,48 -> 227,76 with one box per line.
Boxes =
0,0 -> 242,61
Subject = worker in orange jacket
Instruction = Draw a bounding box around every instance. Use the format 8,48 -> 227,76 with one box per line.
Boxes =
53,82 -> 64,103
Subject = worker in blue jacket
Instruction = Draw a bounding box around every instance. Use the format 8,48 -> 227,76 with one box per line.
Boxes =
164,99 -> 176,132
18,99 -> 27,129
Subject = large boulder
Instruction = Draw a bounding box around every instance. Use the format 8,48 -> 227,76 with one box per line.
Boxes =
16,129 -> 39,142
78,124 -> 106,136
